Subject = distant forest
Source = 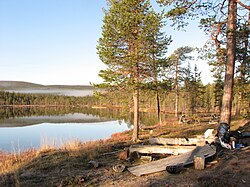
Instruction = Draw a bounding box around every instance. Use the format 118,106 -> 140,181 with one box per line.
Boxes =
0,91 -> 96,107
0,76 -> 249,118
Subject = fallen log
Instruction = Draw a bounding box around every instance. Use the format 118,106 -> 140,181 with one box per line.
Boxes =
129,145 -> 197,155
128,144 -> 216,176
149,137 -> 215,146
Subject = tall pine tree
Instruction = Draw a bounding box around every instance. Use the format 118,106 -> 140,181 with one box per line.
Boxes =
97,0 -> 168,141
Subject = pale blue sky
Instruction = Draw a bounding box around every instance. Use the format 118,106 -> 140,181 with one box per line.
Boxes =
0,0 -> 212,85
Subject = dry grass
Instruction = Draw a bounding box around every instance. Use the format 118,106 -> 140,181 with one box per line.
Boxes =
0,130 -> 132,184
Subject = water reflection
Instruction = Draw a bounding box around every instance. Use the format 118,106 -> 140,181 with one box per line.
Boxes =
0,106 -> 162,152
0,120 -> 129,152
0,113 -> 112,127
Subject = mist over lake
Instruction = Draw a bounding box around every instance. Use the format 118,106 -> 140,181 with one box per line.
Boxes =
5,89 -> 93,97
0,81 -> 94,97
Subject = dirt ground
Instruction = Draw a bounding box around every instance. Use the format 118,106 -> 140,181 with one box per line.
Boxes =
61,120 -> 250,187
70,143 -> 250,187
1,120 -> 250,187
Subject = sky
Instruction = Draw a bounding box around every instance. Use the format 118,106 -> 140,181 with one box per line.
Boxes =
0,0 -> 212,86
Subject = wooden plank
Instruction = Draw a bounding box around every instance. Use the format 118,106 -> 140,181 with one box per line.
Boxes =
129,145 -> 197,155
128,144 -> 216,176
149,137 -> 215,146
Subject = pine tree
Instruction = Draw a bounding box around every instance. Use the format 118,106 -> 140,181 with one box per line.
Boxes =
234,14 -> 250,116
157,0 -> 250,124
203,83 -> 213,113
141,11 -> 172,123
97,0 -> 167,141
167,46 -> 193,117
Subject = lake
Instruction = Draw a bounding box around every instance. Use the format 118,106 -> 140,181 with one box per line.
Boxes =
0,106 -> 161,153
0,112 -> 131,152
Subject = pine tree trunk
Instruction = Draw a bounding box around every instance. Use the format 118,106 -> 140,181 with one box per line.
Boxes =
155,91 -> 161,123
220,0 -> 237,124
175,58 -> 179,118
235,93 -> 242,116
133,89 -> 139,142
132,26 -> 140,142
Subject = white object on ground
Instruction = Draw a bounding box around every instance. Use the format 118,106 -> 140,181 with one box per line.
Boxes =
204,129 -> 214,139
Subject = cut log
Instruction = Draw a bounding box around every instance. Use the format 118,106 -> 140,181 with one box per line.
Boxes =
149,137 -> 215,146
129,145 -> 197,155
194,155 -> 205,170
128,144 -> 216,176
118,149 -> 129,160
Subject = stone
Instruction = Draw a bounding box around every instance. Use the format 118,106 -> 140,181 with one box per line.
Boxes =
113,164 -> 126,173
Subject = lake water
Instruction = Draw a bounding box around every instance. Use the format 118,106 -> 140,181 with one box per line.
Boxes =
0,113 -> 130,152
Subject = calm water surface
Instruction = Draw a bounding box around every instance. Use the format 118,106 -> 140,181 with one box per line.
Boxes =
0,114 -> 130,152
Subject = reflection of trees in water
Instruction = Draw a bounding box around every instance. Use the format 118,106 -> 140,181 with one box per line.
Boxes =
0,106 -> 164,127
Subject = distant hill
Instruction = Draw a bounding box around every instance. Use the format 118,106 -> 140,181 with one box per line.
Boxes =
0,81 -> 93,90
0,81 -> 95,96
0,81 -> 44,90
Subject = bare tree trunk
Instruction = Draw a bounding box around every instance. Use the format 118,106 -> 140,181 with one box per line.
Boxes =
220,0 -> 237,125
155,91 -> 161,123
133,89 -> 139,142
132,26 -> 140,142
151,47 -> 161,124
235,93 -> 242,116
175,58 -> 179,118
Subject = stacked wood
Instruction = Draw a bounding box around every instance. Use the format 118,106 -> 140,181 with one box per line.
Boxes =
129,145 -> 196,155
128,144 -> 216,176
149,136 -> 215,146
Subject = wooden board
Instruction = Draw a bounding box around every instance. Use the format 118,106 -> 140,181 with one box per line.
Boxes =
149,137 -> 215,146
128,144 -> 216,176
129,145 -> 197,155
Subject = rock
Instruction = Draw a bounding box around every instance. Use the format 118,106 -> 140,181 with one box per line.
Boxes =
88,160 -> 99,168
166,164 -> 184,174
20,171 -> 34,179
113,164 -> 126,173
128,151 -> 140,162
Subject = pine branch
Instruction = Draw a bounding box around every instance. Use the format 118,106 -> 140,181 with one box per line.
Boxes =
235,0 -> 250,10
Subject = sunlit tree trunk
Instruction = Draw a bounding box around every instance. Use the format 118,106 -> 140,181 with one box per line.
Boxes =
133,89 -> 139,141
132,30 -> 140,142
220,0 -> 237,124
175,57 -> 179,118
152,56 -> 161,123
